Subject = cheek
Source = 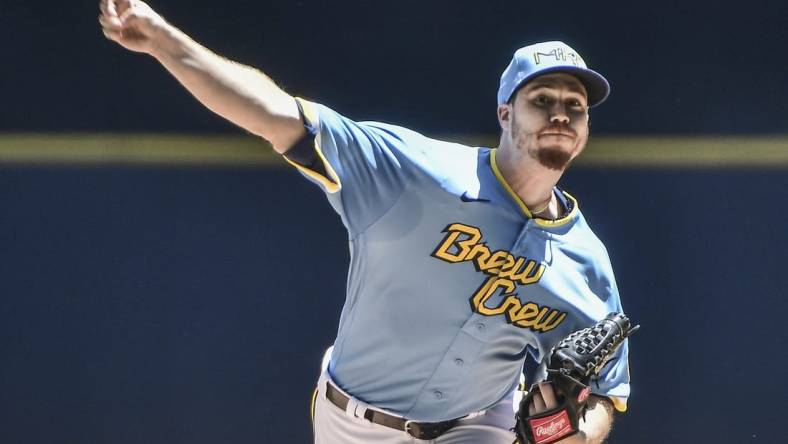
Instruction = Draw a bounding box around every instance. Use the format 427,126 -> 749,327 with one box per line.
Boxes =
513,108 -> 545,135
574,115 -> 589,137
578,123 -> 589,140
573,123 -> 590,152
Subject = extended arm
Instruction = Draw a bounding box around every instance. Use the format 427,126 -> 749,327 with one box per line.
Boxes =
98,0 -> 304,152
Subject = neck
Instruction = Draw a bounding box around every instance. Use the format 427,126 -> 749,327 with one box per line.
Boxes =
495,143 -> 564,215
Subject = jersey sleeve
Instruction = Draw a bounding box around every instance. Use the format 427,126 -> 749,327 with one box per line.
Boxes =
532,279 -> 632,414
587,249 -> 632,413
282,97 -> 433,236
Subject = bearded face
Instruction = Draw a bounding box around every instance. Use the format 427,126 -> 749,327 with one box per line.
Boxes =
506,73 -> 590,171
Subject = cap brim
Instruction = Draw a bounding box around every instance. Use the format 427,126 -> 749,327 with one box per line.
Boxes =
514,66 -> 611,107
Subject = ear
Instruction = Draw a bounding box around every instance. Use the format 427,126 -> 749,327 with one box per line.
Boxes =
497,104 -> 512,133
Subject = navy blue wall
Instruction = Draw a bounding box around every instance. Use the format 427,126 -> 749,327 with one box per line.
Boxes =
2,166 -> 786,443
2,0 -> 787,135
2,0 -> 787,441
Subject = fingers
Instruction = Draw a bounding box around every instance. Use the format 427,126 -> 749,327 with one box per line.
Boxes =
102,27 -> 122,42
98,14 -> 121,32
115,0 -> 133,17
119,7 -> 139,26
527,382 -> 559,416
99,0 -> 122,32
99,0 -> 137,22
538,382 -> 558,409
528,388 -> 546,415
98,0 -> 140,39
99,0 -> 117,17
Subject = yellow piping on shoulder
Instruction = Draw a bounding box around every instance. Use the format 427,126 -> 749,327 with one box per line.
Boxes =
281,98 -> 342,194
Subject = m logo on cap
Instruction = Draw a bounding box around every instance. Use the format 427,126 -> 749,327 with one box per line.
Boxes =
533,48 -> 581,67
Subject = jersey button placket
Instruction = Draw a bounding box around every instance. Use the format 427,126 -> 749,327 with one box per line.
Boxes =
407,321 -> 485,416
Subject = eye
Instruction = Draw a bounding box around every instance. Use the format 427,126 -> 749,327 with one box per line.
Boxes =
568,99 -> 587,111
533,95 -> 550,106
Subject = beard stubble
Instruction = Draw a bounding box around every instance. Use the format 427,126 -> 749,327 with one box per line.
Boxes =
512,118 -> 574,171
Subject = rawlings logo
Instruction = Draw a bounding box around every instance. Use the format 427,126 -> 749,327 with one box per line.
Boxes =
536,418 -> 566,436
529,410 -> 573,444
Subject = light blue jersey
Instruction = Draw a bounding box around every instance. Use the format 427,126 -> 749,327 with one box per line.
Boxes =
285,99 -> 631,422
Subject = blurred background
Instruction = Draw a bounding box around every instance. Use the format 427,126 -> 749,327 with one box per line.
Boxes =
1,1 -> 786,443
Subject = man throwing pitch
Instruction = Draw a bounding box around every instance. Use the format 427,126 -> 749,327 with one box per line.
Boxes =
99,1 -> 633,443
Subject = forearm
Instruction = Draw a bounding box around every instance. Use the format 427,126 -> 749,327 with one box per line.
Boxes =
149,23 -> 302,151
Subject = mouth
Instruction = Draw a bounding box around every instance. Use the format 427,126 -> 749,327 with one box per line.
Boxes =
539,132 -> 575,139
538,127 -> 576,139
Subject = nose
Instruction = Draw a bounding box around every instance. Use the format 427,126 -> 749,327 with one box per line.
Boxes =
549,103 -> 570,124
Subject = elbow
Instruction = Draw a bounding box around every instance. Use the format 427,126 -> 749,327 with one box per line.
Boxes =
253,117 -> 305,154
252,96 -> 305,154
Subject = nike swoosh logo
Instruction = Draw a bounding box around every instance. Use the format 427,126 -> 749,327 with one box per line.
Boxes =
460,192 -> 490,203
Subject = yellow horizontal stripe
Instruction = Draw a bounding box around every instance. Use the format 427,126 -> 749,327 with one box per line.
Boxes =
1,133 -> 786,168
580,136 -> 788,168
0,133 -> 282,167
445,135 -> 788,168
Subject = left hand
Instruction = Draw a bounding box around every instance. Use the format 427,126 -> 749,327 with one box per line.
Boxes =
526,382 -> 588,444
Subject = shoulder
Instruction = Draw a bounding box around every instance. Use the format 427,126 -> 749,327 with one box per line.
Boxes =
560,194 -> 608,250
299,98 -> 483,182
361,121 -> 483,179
555,195 -> 616,269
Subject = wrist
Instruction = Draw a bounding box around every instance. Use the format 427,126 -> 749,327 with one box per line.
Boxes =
148,21 -> 179,60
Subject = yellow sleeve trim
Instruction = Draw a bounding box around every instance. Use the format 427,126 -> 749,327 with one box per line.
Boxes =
282,98 -> 342,194
310,386 -> 319,423
489,149 -> 578,227
610,396 -> 628,413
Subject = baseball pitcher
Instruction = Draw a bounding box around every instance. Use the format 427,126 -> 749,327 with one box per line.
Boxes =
99,1 -> 636,443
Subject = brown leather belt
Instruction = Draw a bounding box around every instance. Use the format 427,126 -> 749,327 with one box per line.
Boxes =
324,382 -> 459,440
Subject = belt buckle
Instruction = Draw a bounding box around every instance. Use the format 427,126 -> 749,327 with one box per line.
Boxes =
404,420 -> 419,439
